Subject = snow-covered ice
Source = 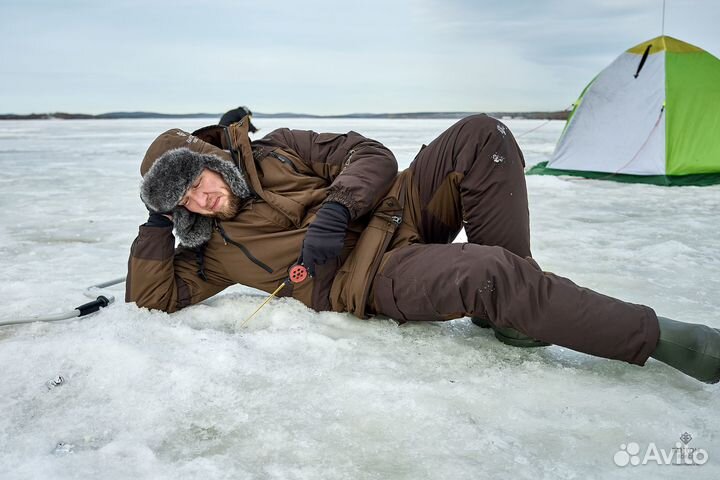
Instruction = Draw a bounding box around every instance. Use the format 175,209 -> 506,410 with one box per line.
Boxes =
0,118 -> 718,479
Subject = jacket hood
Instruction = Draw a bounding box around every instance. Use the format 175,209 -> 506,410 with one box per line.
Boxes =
140,128 -> 234,176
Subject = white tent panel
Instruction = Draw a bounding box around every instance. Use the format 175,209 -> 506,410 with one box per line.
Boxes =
550,52 -> 666,175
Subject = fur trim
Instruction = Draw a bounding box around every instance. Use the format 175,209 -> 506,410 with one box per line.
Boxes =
171,207 -> 216,248
140,147 -> 252,247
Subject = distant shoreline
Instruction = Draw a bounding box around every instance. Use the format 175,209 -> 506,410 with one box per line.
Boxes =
0,111 -> 569,121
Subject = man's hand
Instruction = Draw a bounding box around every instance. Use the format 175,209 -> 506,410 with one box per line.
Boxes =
300,202 -> 350,276
144,211 -> 173,227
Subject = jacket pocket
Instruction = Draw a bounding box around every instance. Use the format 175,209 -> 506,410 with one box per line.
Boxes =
330,189 -> 405,318
266,149 -> 301,174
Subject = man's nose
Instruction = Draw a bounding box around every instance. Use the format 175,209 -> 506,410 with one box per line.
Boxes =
188,190 -> 207,208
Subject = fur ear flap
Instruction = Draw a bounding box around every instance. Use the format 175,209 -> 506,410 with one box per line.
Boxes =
172,207 -> 215,248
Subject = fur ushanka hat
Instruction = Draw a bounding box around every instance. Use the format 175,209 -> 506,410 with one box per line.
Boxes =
139,129 -> 251,247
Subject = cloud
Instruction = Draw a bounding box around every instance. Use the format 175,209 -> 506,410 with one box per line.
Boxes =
1,0 -> 718,114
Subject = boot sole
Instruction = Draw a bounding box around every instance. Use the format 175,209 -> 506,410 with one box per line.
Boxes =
471,317 -> 551,348
494,330 -> 552,348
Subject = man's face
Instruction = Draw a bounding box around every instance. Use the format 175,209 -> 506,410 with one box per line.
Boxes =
178,168 -> 241,219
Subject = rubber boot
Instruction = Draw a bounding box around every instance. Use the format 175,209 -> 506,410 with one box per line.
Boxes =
650,316 -> 720,384
471,316 -> 551,348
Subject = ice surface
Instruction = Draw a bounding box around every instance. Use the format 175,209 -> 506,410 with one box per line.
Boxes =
0,118 -> 718,479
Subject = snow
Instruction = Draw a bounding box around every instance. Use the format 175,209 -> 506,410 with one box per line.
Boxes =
1,118 -> 718,479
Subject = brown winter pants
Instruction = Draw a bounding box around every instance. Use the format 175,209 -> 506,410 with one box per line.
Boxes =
368,115 -> 660,366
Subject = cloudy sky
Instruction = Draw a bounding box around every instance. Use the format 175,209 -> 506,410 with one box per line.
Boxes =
2,0 -> 719,115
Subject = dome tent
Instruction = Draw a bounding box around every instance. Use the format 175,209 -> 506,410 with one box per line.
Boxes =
528,35 -> 720,185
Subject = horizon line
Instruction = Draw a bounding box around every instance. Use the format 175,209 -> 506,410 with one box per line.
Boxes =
0,109 -> 571,121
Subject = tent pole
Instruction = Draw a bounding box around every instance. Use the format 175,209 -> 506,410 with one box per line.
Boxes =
662,0 -> 666,36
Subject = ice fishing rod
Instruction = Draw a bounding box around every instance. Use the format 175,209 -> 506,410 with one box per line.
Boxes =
1,263 -> 310,329
0,277 -> 126,327
236,264 -> 308,330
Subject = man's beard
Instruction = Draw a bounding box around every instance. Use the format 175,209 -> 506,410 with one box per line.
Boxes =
209,193 -> 242,220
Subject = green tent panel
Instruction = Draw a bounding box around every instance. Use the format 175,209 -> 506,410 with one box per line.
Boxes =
528,36 -> 720,186
665,50 -> 720,175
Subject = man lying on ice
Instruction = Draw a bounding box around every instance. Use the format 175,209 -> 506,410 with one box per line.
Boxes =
126,108 -> 720,385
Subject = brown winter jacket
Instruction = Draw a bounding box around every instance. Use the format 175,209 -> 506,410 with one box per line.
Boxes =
126,117 -> 408,318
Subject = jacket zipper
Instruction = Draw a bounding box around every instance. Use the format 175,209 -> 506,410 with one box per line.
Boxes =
268,150 -> 300,173
214,220 -> 274,274
343,149 -> 356,172
342,145 -> 372,172
373,211 -> 403,226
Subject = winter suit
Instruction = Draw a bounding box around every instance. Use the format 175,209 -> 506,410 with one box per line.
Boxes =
126,114 -> 661,366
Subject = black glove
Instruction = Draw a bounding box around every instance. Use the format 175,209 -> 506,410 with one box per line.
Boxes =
144,212 -> 173,227
219,106 -> 258,133
300,202 -> 351,276
143,204 -> 174,228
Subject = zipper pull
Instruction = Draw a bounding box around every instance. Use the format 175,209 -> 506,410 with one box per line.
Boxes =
390,215 -> 402,225
342,150 -> 355,171
215,220 -> 228,245
269,150 -> 292,164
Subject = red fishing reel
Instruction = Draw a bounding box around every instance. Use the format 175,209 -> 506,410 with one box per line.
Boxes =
288,264 -> 309,284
